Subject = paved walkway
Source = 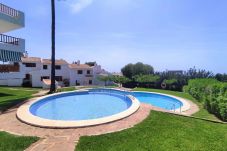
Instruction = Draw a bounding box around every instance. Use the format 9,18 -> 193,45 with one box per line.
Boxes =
0,102 -> 151,151
150,97 -> 199,116
32,90 -> 49,97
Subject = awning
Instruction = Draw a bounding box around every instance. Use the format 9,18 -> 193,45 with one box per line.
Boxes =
0,49 -> 23,62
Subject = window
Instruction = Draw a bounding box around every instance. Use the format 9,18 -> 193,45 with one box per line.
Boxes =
23,63 -> 36,67
87,70 -> 91,74
55,76 -> 63,82
89,80 -> 92,85
77,70 -> 83,74
41,76 -> 49,81
55,65 -> 61,70
43,65 -> 48,70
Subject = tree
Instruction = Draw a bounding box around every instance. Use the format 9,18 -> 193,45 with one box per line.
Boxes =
112,76 -> 131,87
50,0 -> 56,93
133,74 -> 160,83
185,67 -> 214,79
121,63 -> 134,79
215,73 -> 227,82
121,62 -> 154,79
97,75 -> 111,86
133,62 -> 154,76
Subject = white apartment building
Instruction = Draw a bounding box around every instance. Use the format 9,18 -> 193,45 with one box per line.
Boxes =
0,3 -> 25,63
0,3 -> 107,88
0,56 -> 106,88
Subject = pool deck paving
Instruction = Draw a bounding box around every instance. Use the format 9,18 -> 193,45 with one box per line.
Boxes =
0,99 -> 152,151
0,90 -> 199,151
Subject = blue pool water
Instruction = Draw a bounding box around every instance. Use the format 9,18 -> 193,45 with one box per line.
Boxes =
30,92 -> 132,121
30,89 -> 183,121
90,89 -> 183,110
132,92 -> 182,110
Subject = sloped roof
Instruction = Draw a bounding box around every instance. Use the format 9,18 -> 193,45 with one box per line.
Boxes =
69,64 -> 92,69
21,57 -> 41,63
42,59 -> 68,65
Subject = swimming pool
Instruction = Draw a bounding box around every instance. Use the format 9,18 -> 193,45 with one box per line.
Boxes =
90,89 -> 183,111
17,90 -> 140,128
17,88 -> 189,128
132,92 -> 182,110
30,91 -> 133,121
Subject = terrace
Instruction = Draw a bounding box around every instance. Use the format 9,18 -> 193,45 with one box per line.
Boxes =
0,3 -> 24,33
0,3 -> 19,17
0,33 -> 19,45
0,86 -> 226,151
0,1 -> 226,151
0,34 -> 25,62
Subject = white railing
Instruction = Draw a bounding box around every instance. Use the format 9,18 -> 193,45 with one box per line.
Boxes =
0,34 -> 19,45
0,3 -> 19,17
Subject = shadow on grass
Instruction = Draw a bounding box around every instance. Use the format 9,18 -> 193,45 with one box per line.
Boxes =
0,93 -> 15,97
0,97 -> 30,113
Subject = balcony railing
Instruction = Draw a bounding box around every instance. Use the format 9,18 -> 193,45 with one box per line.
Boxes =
0,34 -> 19,45
0,3 -> 19,17
0,64 -> 19,72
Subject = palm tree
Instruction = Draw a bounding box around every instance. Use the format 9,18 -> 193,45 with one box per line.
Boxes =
50,0 -> 56,93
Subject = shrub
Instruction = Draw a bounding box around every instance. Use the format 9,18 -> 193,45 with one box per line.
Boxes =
184,79 -> 227,121
133,74 -> 160,88
184,78 -> 218,101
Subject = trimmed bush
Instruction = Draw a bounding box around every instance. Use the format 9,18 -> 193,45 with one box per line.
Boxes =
184,79 -> 227,121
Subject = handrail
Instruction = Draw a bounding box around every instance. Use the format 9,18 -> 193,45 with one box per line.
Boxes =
169,102 -> 182,113
0,34 -> 19,45
0,3 -> 19,17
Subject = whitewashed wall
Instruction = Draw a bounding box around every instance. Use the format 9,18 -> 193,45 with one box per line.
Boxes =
69,68 -> 93,86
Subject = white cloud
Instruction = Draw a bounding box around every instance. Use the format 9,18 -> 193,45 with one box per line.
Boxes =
69,0 -> 93,13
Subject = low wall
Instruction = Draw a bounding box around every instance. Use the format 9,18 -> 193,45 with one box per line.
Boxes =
7,79 -> 23,86
0,78 -> 23,86
0,79 -> 7,85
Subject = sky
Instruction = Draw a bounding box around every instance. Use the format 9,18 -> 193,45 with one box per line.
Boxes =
2,0 -> 227,73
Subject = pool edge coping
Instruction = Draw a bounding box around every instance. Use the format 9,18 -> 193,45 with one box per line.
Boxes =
16,89 -> 140,128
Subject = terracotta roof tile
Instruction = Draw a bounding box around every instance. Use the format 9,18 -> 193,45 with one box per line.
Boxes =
42,59 -> 68,65
69,64 -> 92,69
21,57 -> 41,63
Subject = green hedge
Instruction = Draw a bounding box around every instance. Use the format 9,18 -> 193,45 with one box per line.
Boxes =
184,79 -> 227,121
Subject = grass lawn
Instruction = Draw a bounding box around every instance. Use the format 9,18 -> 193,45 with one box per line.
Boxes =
0,87 -> 40,151
57,86 -> 77,92
0,87 -> 40,112
133,88 -> 220,121
0,132 -> 38,151
77,85 -> 118,89
77,111 -> 227,151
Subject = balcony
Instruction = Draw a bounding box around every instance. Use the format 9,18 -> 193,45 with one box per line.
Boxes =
0,34 -> 25,52
0,34 -> 25,62
0,3 -> 25,33
0,33 -> 19,45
